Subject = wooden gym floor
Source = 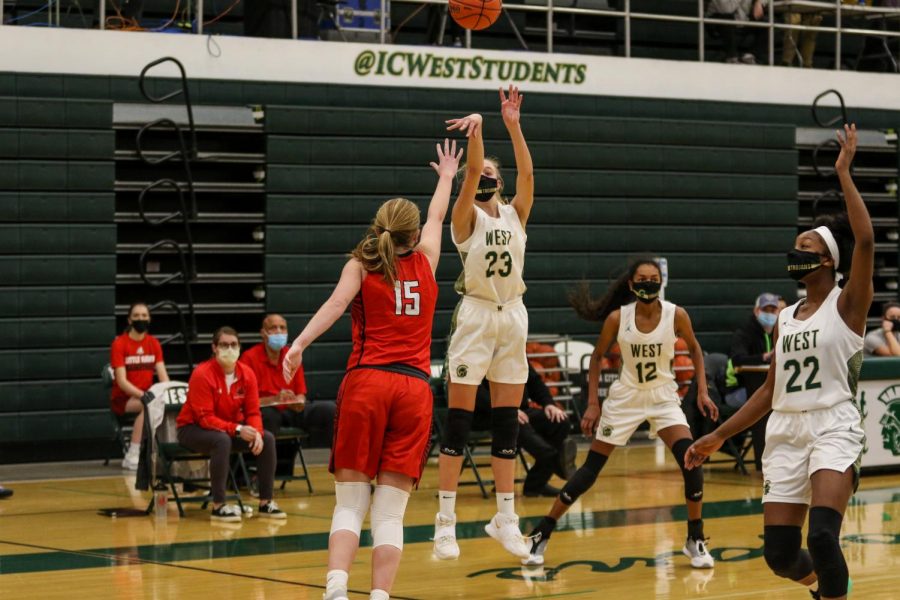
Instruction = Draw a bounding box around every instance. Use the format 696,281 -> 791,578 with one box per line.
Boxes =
1,444 -> 899,599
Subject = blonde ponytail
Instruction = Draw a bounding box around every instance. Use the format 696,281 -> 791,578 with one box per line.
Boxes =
351,197 -> 420,286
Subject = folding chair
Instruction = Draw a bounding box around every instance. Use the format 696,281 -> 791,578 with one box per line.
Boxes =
101,362 -> 137,466
687,353 -> 752,475
148,383 -> 248,517
273,427 -> 314,493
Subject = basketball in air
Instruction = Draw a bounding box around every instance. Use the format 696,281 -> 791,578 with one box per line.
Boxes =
448,0 -> 502,31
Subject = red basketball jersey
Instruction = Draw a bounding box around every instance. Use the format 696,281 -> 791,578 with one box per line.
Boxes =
347,250 -> 437,375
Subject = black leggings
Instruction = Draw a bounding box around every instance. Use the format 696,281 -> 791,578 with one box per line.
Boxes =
177,424 -> 276,504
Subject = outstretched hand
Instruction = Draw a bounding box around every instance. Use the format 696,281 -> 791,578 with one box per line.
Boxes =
683,433 -> 724,470
696,391 -> 720,422
430,138 -> 464,178
499,84 -> 523,127
283,343 -> 303,383
580,403 -> 600,437
835,123 -> 857,174
446,113 -> 483,138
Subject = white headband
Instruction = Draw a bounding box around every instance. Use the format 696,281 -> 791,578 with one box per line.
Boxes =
812,226 -> 840,270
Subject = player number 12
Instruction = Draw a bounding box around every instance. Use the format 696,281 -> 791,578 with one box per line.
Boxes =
394,280 -> 421,316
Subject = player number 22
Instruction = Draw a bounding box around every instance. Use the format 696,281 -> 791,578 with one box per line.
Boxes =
485,251 -> 512,278
394,280 -> 420,316
783,356 -> 821,393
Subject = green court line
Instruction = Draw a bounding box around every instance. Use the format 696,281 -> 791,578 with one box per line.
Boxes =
1,486 -> 898,577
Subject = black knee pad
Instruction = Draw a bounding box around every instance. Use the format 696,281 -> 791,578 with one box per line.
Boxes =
671,438 -> 703,502
440,408 -> 473,457
808,506 -> 848,598
764,525 -> 813,581
559,450 -> 608,505
491,407 -> 519,459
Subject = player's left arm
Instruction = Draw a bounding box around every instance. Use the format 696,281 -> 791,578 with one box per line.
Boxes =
834,123 -> 874,335
501,85 -> 534,227
419,138 -> 463,273
675,307 -> 719,421
283,259 -> 363,381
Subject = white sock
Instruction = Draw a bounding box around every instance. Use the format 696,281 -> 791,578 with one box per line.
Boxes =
326,569 -> 349,593
127,443 -> 140,457
496,492 -> 515,516
370,590 -> 389,600
438,491 -> 456,519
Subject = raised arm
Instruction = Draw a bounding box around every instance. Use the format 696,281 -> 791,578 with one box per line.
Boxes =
835,123 -> 875,335
448,113 -> 484,244
283,259 -> 364,381
419,138 -> 463,273
685,324 -> 780,469
580,310 -> 620,436
675,307 -> 718,422
500,85 -> 534,227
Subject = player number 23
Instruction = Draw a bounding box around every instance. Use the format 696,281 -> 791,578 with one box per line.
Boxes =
485,251 -> 512,278
394,280 -> 421,316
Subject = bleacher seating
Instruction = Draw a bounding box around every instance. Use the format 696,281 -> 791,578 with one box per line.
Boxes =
0,72 -> 896,461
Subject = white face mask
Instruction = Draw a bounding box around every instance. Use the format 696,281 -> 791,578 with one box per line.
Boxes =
217,347 -> 240,367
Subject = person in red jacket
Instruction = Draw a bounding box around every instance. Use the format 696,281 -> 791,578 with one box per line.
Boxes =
110,302 -> 169,470
176,326 -> 285,523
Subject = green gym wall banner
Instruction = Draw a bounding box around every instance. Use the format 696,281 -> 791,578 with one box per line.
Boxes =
3,27 -> 900,108
859,375 -> 900,469
352,50 -> 587,85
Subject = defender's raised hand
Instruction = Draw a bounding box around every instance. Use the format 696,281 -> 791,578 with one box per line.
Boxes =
430,138 -> 464,178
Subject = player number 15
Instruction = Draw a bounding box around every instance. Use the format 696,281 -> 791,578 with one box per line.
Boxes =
394,280 -> 421,316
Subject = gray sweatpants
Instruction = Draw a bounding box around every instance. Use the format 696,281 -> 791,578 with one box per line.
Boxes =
177,424 -> 276,504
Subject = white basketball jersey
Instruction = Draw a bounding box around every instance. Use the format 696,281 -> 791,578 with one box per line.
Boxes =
773,286 -> 864,412
452,203 -> 527,304
616,301 -> 678,390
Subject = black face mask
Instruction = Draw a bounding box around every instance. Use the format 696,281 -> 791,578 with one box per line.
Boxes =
131,320 -> 150,333
786,249 -> 824,281
475,175 -> 499,202
632,281 -> 661,303
889,318 -> 900,331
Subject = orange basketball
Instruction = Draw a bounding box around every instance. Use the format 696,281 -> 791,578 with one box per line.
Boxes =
448,0 -> 502,31
674,337 -> 689,355
673,355 -> 695,383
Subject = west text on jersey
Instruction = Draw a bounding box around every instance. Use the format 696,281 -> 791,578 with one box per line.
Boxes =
781,330 -> 820,354
630,344 -> 664,358
485,229 -> 512,246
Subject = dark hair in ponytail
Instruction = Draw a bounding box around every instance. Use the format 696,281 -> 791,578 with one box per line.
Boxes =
811,212 -> 853,287
569,257 -> 662,322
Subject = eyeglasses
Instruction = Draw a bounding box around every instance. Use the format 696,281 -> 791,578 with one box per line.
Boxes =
216,342 -> 240,350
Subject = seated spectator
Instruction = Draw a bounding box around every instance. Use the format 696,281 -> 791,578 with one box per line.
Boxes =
176,326 -> 285,523
110,302 -> 169,470
782,9 -> 823,68
725,292 -> 778,470
241,314 -> 336,448
706,0 -> 768,64
865,301 -> 900,356
473,364 -> 576,497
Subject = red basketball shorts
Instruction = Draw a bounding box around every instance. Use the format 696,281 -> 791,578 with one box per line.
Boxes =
330,367 -> 433,483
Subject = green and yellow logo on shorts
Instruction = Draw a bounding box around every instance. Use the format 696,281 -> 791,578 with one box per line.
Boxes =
601,425 -> 613,437
763,479 -> 771,496
456,365 -> 468,379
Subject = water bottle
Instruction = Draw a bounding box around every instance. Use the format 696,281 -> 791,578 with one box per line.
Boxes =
154,484 -> 168,523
